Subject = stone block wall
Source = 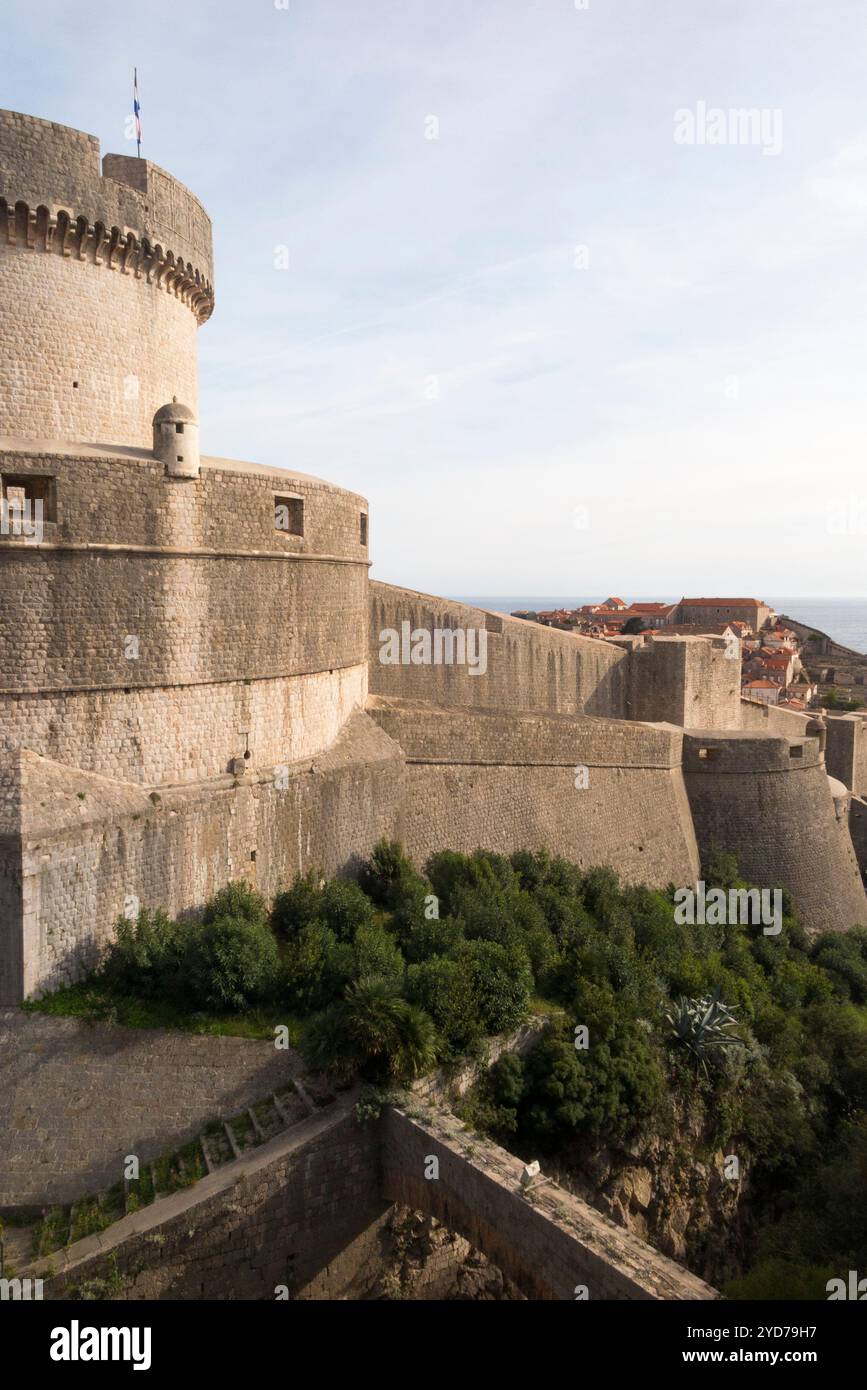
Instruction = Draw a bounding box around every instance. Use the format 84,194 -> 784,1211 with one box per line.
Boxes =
825,715 -> 867,797
0,241 -> 200,446
381,1107 -> 716,1300
30,1099 -> 715,1302
630,636 -> 741,730
683,731 -> 867,933
369,581 -> 629,716
0,449 -> 370,786
367,696 -> 700,888
0,667 -> 367,787
2,711 -> 404,1004
34,1101 -> 387,1301
739,699 -> 811,736
850,797 -> 867,886
369,583 -> 741,730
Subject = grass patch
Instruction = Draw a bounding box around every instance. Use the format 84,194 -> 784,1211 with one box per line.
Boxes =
23,978 -> 303,1043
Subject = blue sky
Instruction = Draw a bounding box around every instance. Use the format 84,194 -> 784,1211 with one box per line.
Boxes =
5,0 -> 867,595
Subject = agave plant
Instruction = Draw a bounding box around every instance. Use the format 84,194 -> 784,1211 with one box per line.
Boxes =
666,987 -> 746,1076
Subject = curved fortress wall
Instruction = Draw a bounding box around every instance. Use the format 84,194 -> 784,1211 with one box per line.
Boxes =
0,449 -> 370,784
683,731 -> 867,935
0,110 -> 213,446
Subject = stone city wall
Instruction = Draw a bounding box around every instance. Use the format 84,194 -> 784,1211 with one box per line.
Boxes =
370,583 -> 740,730
369,581 -> 629,717
849,796 -> 867,886
631,635 -> 741,730
2,711 -> 404,1003
33,1100 -> 387,1301
367,696 -> 700,888
824,714 -> 867,798
682,731 -> 867,933
0,667 -> 367,787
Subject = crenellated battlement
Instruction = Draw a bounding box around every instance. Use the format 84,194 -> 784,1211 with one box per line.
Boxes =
0,197 -> 213,322
0,109 -> 214,446
0,109 -> 213,320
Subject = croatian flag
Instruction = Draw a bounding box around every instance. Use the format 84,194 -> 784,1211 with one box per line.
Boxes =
134,68 -> 141,157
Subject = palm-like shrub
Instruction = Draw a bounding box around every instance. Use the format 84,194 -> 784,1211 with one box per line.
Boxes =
666,988 -> 745,1075
302,975 -> 437,1082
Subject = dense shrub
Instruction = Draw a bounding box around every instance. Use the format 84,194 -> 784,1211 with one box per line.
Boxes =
457,940 -> 533,1035
406,956 -> 482,1056
90,846 -> 867,1292
101,909 -> 183,1000
319,879 -> 376,941
271,871 -> 324,941
181,915 -> 280,1012
302,976 -> 437,1082
201,880 -> 269,929
283,922 -> 354,1012
357,840 -> 425,909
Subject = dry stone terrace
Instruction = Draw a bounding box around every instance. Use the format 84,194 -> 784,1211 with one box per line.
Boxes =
0,1009 -> 303,1206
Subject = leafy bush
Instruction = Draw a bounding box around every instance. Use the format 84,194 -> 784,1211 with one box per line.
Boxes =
406,956 -> 482,1055
271,871 -> 324,941
353,923 -> 405,984
283,922 -> 354,1012
319,879 -> 376,941
101,909 -> 183,1000
357,840 -> 425,909
457,940 -> 533,1035
201,880 -> 269,929
181,915 -> 280,1011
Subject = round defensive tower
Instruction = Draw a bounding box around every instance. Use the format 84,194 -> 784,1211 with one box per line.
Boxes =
0,109 -> 213,447
0,109 -> 371,793
682,729 -> 867,933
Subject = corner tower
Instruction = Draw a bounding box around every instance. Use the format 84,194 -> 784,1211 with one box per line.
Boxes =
0,110 -> 213,448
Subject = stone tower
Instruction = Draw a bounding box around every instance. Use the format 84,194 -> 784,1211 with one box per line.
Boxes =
0,109 -> 213,448
0,112 -> 372,1005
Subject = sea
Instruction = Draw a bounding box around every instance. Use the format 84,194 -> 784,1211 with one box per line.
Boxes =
453,597 -> 867,656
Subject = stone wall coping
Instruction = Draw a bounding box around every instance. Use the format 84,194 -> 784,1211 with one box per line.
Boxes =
387,1104 -> 719,1301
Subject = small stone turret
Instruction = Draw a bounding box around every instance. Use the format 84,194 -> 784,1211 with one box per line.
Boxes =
153,398 -> 199,478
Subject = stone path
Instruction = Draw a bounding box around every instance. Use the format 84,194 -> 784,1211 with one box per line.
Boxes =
0,1009 -> 303,1206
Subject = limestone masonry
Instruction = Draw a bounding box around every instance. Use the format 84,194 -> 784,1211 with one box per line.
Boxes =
1,109 -> 865,1004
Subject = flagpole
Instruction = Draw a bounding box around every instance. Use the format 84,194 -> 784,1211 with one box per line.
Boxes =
134,68 -> 141,159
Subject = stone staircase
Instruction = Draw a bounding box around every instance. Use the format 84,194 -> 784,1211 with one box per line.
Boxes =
22,1078 -> 336,1265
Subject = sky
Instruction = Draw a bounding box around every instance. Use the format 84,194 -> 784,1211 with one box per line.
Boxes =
4,0 -> 867,596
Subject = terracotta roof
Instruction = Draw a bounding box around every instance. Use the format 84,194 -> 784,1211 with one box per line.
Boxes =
743,678 -> 777,688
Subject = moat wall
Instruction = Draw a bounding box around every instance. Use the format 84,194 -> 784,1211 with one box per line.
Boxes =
30,1100 -> 716,1302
